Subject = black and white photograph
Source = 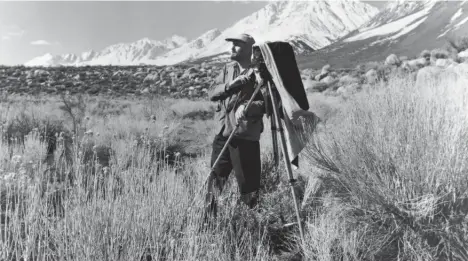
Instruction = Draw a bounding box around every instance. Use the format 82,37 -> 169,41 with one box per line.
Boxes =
1,0 -> 468,260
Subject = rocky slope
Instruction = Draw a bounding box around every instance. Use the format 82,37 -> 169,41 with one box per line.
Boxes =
298,0 -> 468,69
4,36 -> 468,100
1,63 -> 220,98
301,44 -> 468,98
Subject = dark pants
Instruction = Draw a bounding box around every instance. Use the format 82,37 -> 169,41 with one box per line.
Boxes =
205,134 -> 261,218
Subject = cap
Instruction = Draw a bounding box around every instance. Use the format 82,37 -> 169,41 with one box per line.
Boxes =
225,33 -> 255,45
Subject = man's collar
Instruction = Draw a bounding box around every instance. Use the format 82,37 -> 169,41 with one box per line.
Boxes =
227,61 -> 238,68
226,61 -> 252,74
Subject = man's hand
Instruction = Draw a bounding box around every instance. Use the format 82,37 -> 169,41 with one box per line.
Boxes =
210,92 -> 226,102
235,104 -> 246,123
209,83 -> 228,101
254,70 -> 264,87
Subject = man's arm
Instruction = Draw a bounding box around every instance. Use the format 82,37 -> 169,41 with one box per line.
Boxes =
209,66 -> 228,101
224,69 -> 256,96
211,67 -> 257,102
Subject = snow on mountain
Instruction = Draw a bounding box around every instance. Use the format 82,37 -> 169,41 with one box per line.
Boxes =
25,53 -> 58,67
196,0 -> 379,59
439,1 -> 468,38
25,52 -> 82,67
168,35 -> 190,47
147,29 -> 222,65
25,35 -> 188,67
78,35 -> 189,65
343,0 -> 436,43
298,0 -> 468,69
24,0 -> 379,67
340,0 -> 468,46
80,50 -> 97,62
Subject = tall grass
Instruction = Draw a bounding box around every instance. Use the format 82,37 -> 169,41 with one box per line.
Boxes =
2,69 -> 468,260
0,94 -> 305,261
304,71 -> 468,260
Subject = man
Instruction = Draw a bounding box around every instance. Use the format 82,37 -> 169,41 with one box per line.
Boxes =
204,33 -> 266,219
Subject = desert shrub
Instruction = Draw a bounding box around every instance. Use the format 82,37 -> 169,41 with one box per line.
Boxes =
338,74 -> 360,86
306,93 -> 344,123
374,64 -> 393,81
305,80 -> 329,93
327,71 -> 337,79
363,61 -> 381,72
441,42 -> 461,62
304,200 -> 393,261
321,64 -> 331,73
385,54 -> 401,66
59,93 -> 87,136
420,49 -> 431,60
430,48 -> 450,60
169,98 -> 216,120
88,98 -> 131,117
348,70 -> 362,79
303,72 -> 468,260
1,113 -> 73,165
365,68 -> 379,84
355,64 -> 366,73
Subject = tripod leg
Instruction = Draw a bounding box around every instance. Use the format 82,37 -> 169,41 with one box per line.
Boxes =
270,116 -> 279,167
266,81 -> 305,246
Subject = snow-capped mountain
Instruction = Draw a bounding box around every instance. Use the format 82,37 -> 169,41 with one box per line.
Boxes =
299,0 -> 468,69
24,0 -> 379,67
342,0 -> 437,43
25,53 -> 76,67
25,35 -> 189,66
196,0 -> 379,59
148,0 -> 379,65
80,50 -> 98,62
148,29 -> 222,65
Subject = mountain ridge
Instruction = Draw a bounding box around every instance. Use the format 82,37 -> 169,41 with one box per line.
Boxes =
297,0 -> 468,69
24,0 -> 379,67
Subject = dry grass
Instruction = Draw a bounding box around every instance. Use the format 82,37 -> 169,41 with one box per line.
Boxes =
0,93 -> 306,261
304,71 -> 468,260
2,69 -> 468,260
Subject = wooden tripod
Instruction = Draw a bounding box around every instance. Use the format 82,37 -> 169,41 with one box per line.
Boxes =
265,80 -> 305,245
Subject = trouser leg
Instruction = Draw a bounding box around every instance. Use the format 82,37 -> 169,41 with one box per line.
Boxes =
205,134 -> 233,218
228,138 -> 261,209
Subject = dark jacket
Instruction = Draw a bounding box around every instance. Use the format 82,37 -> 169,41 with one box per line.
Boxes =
209,62 -> 265,141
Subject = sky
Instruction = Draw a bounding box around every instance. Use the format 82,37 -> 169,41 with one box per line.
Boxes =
0,1 -> 386,66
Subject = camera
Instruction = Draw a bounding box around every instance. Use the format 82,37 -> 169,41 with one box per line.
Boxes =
251,45 -> 272,83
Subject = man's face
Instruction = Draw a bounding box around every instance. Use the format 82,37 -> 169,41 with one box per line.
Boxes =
230,40 -> 250,61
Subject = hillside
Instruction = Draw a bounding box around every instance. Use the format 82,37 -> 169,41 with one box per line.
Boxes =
0,63 -> 218,98
297,0 -> 468,69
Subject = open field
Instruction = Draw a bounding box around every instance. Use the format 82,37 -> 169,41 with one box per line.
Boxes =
1,64 -> 468,260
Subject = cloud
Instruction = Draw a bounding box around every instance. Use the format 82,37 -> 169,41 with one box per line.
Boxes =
31,40 -> 51,45
0,24 -> 25,41
30,40 -> 61,46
